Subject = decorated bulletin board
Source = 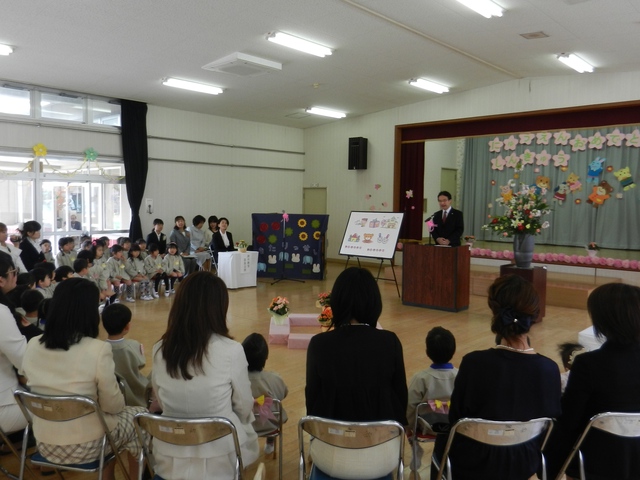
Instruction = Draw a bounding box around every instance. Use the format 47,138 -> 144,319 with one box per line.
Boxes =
339,211 -> 404,260
251,213 -> 329,280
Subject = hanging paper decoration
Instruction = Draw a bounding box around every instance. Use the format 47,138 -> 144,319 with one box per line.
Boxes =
587,181 -> 614,208
552,150 -> 570,167
84,148 -> 98,161
491,155 -> 506,170
613,167 -> 636,191
586,157 -> 606,184
536,132 -> 552,145
488,137 -> 503,153
606,129 -> 625,147
566,173 -> 582,193
553,183 -> 570,205
503,135 -> 518,151
535,150 -> 551,166
553,131 -> 571,145
519,133 -> 535,145
626,130 -> 640,147
587,132 -> 606,150
374,184 -> 381,190
33,143 -> 47,157
569,134 -> 588,152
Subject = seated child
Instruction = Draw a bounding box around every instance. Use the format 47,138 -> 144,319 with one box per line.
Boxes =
144,243 -> 169,298
55,237 -> 77,268
40,239 -> 55,264
162,242 -> 184,296
16,272 -> 35,288
135,239 -> 148,260
558,342 -> 585,393
20,288 -> 44,327
31,267 -> 53,299
54,265 -> 74,283
406,326 -> 458,472
102,303 -> 150,407
242,333 -> 288,455
125,244 -> 153,301
107,244 -> 134,303
80,239 -> 93,252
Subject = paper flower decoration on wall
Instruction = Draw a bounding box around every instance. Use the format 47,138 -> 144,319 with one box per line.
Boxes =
626,130 -> 640,147
552,150 -> 570,167
536,132 -> 552,145
519,133 -> 535,145
33,143 -> 47,157
374,184 -> 381,190
491,155 -> 506,170
535,150 -> 551,166
606,129 -> 625,147
84,148 -> 98,161
588,132 -> 605,150
405,189 -> 413,199
488,137 -> 503,152
553,131 -> 571,145
569,134 -> 588,152
503,135 -> 519,151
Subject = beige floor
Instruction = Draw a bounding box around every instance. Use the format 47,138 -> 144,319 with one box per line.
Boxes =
1,260 -> 593,479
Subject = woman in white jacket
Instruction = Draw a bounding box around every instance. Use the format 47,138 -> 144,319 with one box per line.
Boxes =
152,271 -> 258,479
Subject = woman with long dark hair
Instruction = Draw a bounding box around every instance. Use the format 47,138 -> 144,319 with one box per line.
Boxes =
152,271 -> 258,478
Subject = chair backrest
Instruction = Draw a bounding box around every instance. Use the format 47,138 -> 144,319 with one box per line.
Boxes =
298,416 -> 404,479
556,412 -> 640,480
14,389 -> 129,480
435,417 -> 553,480
415,400 -> 450,437
134,412 -> 244,479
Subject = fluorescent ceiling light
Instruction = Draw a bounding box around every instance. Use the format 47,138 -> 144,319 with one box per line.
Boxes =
267,32 -> 332,57
162,78 -> 223,95
408,78 -> 449,94
0,44 -> 13,56
456,0 -> 503,18
305,107 -> 346,119
557,53 -> 594,73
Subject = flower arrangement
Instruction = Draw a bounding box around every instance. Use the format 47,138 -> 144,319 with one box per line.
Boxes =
587,242 -> 599,251
236,240 -> 248,249
482,184 -> 551,237
318,306 -> 333,326
268,296 -> 289,316
316,291 -> 331,308
464,235 -> 476,244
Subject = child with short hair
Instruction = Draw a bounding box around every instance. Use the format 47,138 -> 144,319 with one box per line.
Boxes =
118,237 -> 132,257
101,303 -> 150,407
558,342 -> 585,393
242,332 -> 288,455
40,239 -> 55,264
144,243 -> 169,298
135,239 -> 148,260
20,288 -> 44,327
162,242 -> 184,296
17,272 -> 35,288
406,326 -> 458,472
80,239 -> 93,251
73,258 -> 90,278
31,267 -> 53,298
125,244 -> 153,301
56,237 -> 77,268
98,236 -> 112,259
107,244 -> 135,303
54,265 -> 74,283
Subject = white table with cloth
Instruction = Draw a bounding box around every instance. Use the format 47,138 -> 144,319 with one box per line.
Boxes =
217,251 -> 259,289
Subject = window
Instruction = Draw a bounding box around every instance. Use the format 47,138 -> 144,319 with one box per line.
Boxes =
40,92 -> 85,123
91,99 -> 121,126
0,84 -> 30,116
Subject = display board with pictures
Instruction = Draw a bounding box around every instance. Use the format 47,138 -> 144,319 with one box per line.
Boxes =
339,211 -> 404,260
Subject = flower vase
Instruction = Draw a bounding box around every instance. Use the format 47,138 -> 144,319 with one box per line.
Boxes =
587,250 -> 597,258
238,247 -> 247,253
271,313 -> 289,326
513,234 -> 534,268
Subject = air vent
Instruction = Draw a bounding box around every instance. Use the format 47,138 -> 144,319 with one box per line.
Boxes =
202,52 -> 282,77
520,31 -> 549,40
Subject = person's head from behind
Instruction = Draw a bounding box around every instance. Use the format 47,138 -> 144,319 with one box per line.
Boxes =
331,267 -> 382,328
21,288 -> 44,315
54,265 -> 75,282
40,277 -> 100,350
588,283 -> 640,345
242,333 -> 269,372
81,240 -> 93,251
426,326 -> 456,364
73,258 -> 88,275
488,274 -> 539,340
17,272 -> 34,289
557,342 -> 585,371
0,251 -> 18,294
160,271 -> 230,380
31,267 -> 51,288
102,303 -> 132,337
77,249 -> 94,266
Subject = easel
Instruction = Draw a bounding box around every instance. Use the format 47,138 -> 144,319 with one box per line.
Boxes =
344,255 -> 400,298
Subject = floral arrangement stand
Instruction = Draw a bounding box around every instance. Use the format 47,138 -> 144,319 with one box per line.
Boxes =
268,313 -> 318,349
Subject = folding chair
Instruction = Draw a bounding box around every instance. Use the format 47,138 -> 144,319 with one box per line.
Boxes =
555,412 -> 640,480
133,412 -> 244,480
411,400 -> 450,471
432,417 -> 553,480
253,398 -> 283,480
13,389 -> 130,480
298,416 -> 405,480
0,425 -> 36,480
207,246 -> 218,274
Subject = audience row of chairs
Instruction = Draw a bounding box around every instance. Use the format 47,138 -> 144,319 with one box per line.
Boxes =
3,391 -> 640,480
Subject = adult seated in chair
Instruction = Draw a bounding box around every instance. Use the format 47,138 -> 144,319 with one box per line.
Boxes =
211,217 -> 235,256
305,267 -> 408,480
20,277 -> 146,480
187,215 -> 212,271
432,274 -> 561,480
151,271 -> 259,478
545,283 -> 640,480
169,215 -> 196,275
429,191 -> 464,247
0,252 -> 28,441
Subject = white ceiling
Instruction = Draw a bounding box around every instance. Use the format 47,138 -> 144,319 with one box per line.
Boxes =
2,0 -> 640,129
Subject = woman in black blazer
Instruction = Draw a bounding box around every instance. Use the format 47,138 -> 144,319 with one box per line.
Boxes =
19,220 -> 45,271
210,217 -> 235,260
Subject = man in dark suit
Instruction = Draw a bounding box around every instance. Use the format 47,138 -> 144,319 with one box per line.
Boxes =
146,218 -> 167,255
430,190 -> 464,246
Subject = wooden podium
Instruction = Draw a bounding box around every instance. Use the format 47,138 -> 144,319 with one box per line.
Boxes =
402,244 -> 470,312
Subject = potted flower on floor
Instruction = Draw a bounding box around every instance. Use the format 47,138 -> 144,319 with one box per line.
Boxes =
586,242 -> 599,258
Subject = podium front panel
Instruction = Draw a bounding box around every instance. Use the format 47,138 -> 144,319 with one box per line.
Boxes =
402,244 -> 470,312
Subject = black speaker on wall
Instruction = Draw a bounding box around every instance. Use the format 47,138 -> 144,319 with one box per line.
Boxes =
348,137 -> 368,170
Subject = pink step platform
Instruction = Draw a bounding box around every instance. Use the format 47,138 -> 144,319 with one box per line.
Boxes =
268,313 -> 319,349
